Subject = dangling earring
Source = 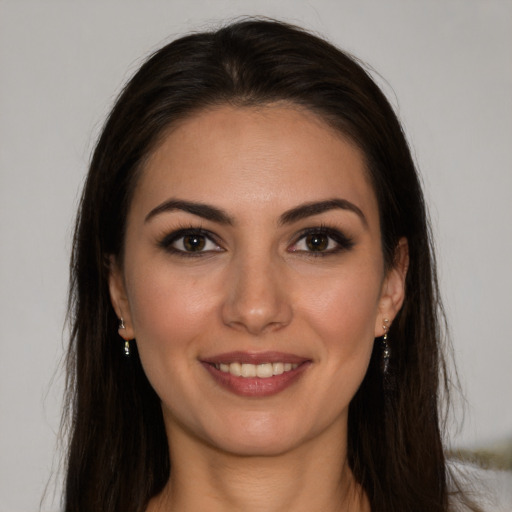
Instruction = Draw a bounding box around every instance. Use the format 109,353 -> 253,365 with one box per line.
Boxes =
382,318 -> 390,373
118,317 -> 130,357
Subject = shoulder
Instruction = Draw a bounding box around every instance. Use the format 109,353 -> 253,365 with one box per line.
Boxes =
447,460 -> 512,512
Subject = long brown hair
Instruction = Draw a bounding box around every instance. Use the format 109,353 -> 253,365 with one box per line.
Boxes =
65,18 -> 468,511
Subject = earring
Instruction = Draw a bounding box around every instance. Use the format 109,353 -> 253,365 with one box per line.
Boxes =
382,318 -> 390,374
118,317 -> 130,356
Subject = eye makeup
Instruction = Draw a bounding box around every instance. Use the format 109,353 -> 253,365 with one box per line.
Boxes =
288,225 -> 355,256
157,226 -> 224,257
156,222 -> 354,259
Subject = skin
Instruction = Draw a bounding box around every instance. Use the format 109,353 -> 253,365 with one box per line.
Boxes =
109,104 -> 408,511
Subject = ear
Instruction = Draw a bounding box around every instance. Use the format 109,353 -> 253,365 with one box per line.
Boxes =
374,238 -> 409,337
108,255 -> 135,340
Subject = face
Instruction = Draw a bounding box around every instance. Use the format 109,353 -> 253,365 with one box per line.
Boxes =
110,105 -> 407,457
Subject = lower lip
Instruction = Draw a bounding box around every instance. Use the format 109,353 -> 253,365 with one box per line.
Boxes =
201,362 -> 311,397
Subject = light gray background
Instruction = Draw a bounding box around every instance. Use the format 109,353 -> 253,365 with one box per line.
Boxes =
1,1 -> 511,510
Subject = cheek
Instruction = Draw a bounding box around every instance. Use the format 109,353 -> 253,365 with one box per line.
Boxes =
298,264 -> 382,364
124,266 -> 223,408
126,265 -> 218,352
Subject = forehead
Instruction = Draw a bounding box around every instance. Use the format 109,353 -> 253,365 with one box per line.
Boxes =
132,105 -> 379,227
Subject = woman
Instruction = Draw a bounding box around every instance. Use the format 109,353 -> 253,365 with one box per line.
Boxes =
64,18 -> 480,511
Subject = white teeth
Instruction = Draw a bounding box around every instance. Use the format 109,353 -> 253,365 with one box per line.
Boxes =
256,363 -> 273,378
230,362 -> 242,377
215,361 -> 300,378
272,362 -> 284,375
241,363 -> 256,377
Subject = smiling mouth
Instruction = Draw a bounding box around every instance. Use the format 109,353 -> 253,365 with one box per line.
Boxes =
212,362 -> 300,378
201,352 -> 310,397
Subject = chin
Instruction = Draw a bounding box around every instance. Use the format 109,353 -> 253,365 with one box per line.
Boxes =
199,413 -> 320,457
212,432 -> 301,457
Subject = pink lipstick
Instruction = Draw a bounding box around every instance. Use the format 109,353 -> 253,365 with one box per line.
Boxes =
201,351 -> 311,397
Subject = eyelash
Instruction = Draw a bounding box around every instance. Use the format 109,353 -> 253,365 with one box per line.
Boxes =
158,225 -> 354,258
158,226 -> 223,258
289,226 -> 354,256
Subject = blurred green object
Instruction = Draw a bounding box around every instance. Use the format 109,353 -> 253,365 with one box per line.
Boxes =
450,437 -> 512,471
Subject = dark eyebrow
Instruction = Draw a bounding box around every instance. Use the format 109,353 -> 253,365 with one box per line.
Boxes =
145,199 -> 234,225
279,199 -> 367,227
145,198 -> 367,227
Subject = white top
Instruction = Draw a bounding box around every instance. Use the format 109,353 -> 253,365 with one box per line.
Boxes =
449,461 -> 512,511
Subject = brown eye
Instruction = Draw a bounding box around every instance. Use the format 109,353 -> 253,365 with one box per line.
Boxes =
305,233 -> 329,251
160,228 -> 222,256
288,227 -> 354,255
183,234 -> 206,252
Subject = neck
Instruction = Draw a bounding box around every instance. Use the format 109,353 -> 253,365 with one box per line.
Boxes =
147,424 -> 369,512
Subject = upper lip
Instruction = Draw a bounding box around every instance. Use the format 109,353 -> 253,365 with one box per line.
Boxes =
201,351 -> 310,365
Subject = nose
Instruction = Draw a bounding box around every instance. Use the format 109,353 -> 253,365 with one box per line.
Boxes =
221,254 -> 293,336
